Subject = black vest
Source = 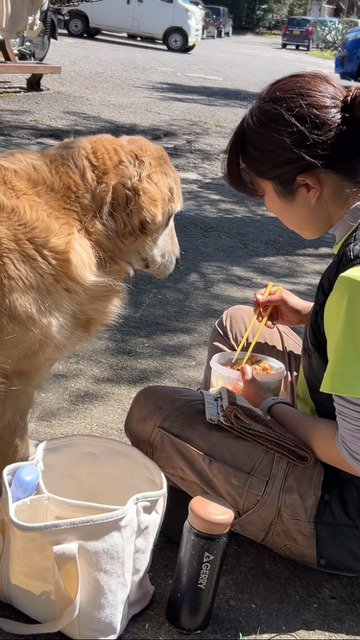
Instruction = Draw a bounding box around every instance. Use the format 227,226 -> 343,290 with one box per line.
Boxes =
302,223 -> 360,574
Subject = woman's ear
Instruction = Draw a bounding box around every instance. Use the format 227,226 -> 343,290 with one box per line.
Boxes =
295,172 -> 322,204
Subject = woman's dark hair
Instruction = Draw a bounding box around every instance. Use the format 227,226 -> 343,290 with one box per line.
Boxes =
225,71 -> 360,198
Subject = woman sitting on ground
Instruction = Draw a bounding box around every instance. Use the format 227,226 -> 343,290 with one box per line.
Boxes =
125,70 -> 360,575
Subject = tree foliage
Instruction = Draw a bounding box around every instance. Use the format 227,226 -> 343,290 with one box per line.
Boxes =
224,0 -> 307,29
220,0 -> 358,30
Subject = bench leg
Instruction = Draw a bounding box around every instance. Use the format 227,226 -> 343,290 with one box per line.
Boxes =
26,73 -> 44,91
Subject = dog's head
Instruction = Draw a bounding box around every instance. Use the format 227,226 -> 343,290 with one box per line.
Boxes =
47,134 -> 182,279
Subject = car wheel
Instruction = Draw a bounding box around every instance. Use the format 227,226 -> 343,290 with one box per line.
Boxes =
164,29 -> 187,52
227,26 -> 232,36
295,45 -> 300,50
67,13 -> 88,38
218,27 -> 225,37
281,43 -> 287,48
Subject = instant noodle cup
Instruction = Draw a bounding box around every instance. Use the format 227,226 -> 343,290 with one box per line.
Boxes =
209,351 -> 286,395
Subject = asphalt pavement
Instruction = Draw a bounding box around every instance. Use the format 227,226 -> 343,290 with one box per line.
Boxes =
0,32 -> 358,640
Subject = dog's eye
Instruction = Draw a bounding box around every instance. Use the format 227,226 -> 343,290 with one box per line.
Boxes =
138,220 -> 149,235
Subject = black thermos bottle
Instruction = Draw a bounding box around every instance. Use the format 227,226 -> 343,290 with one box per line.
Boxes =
166,494 -> 235,633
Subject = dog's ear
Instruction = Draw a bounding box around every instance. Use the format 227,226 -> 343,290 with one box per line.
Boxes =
106,169 -> 163,241
106,138 -> 181,240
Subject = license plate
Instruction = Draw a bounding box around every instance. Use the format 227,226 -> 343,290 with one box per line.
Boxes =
292,30 -> 300,34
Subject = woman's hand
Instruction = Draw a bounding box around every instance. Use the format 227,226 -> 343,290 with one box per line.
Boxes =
240,365 -> 272,408
253,287 -> 313,328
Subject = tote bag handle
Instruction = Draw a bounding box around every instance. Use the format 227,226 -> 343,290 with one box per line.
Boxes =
0,541 -> 80,635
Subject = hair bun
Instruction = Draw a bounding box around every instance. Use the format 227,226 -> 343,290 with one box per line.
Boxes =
341,87 -> 360,131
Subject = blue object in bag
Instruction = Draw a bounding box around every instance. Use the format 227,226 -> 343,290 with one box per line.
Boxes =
11,464 -> 40,502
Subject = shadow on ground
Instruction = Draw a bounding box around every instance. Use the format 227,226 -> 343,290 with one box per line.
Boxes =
0,109 -> 215,171
151,82 -> 259,108
0,532 -> 358,639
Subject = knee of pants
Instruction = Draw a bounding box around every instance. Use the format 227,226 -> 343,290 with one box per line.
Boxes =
214,305 -> 254,345
124,385 -> 178,456
125,386 -> 157,454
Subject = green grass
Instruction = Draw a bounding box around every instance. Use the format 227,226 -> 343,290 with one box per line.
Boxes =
310,49 -> 336,60
259,32 -> 281,38
209,122 -> 230,129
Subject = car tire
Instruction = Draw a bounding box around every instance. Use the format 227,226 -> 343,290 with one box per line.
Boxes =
67,13 -> 88,38
295,45 -> 300,50
218,27 -> 225,37
164,29 -> 187,52
281,43 -> 287,48
227,26 -> 232,36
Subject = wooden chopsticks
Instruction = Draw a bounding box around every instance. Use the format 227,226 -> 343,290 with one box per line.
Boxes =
232,283 -> 282,368
232,282 -> 273,364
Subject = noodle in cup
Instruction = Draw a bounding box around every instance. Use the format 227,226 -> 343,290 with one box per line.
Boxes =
209,351 -> 286,395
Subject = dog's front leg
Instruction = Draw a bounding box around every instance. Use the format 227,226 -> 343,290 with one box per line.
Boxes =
0,383 -> 35,475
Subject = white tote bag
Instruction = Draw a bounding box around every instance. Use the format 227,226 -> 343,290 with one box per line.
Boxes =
0,435 -> 167,639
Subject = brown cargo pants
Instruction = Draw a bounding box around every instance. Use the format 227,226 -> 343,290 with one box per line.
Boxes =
125,306 -> 324,568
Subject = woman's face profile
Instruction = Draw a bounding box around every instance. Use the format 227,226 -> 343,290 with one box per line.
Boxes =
252,175 -> 338,240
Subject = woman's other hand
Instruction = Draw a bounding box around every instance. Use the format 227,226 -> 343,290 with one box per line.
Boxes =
240,365 -> 272,407
253,287 -> 313,328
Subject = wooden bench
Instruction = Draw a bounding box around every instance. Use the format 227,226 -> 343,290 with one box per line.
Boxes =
0,39 -> 61,91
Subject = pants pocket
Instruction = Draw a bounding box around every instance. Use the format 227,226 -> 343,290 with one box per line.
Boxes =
150,427 -> 280,543
232,455 -> 289,543
264,461 -> 323,567
268,516 -> 317,567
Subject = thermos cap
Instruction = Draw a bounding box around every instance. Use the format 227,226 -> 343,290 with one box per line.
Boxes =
188,495 -> 235,535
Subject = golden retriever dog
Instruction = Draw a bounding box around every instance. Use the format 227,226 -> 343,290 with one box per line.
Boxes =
0,134 -> 182,472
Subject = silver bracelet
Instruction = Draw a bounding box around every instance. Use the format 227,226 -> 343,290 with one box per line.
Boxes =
258,396 -> 292,416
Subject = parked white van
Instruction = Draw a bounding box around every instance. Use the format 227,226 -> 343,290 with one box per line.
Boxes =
65,0 -> 203,52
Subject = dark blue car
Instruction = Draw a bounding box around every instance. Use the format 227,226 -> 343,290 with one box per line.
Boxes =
335,27 -> 360,80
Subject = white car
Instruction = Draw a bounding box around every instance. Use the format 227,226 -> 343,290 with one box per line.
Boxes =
66,0 -> 203,53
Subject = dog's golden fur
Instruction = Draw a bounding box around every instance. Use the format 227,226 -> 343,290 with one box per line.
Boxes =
0,134 -> 182,472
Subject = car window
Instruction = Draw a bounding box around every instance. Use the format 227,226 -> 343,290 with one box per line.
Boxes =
287,17 -> 312,28
207,6 -> 221,17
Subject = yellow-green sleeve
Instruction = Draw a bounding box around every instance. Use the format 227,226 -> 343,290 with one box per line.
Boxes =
322,265 -> 360,398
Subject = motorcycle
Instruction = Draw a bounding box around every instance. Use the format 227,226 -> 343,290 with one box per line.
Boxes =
10,1 -> 101,64
11,1 -> 59,62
